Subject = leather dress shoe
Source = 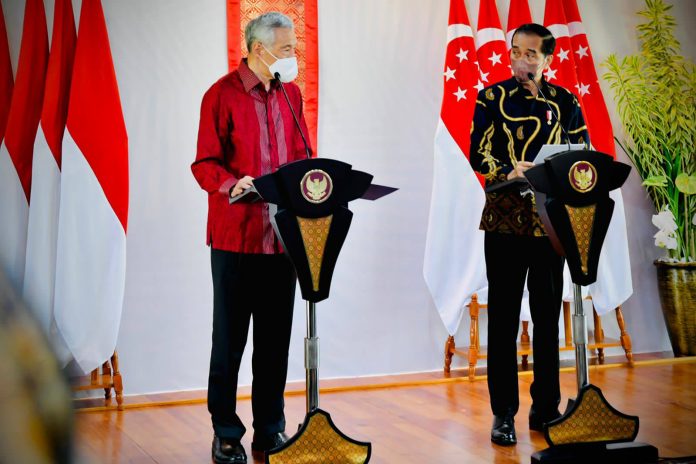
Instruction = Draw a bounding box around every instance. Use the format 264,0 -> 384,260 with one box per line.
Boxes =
491,414 -> 517,446
212,436 -> 246,464
529,407 -> 561,432
251,431 -> 289,458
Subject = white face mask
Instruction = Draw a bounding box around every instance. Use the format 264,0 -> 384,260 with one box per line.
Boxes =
262,45 -> 298,83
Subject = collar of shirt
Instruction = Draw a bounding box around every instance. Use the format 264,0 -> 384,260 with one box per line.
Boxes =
239,58 -> 279,95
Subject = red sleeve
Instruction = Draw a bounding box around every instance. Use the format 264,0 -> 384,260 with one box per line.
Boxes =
191,83 -> 237,194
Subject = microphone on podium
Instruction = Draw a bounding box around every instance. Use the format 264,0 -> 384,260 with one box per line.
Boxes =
274,71 -> 312,159
526,72 -> 572,151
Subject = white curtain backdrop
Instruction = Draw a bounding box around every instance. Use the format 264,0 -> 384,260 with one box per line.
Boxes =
4,0 -> 695,395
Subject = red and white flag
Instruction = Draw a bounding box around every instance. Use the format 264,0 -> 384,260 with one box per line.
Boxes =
0,2 -> 13,144
476,0 -> 511,88
506,0 -> 533,50
54,0 -> 129,372
23,0 -> 76,357
543,0 -> 581,95
0,0 -> 48,291
563,0 -> 633,314
424,0 -> 486,334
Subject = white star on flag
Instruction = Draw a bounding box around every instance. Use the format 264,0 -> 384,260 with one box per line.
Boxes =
453,86 -> 467,101
456,48 -> 469,62
576,82 -> 591,96
544,67 -> 558,81
444,66 -> 456,81
488,51 -> 502,66
575,45 -> 588,59
474,80 -> 484,92
558,48 -> 569,62
479,70 -> 489,83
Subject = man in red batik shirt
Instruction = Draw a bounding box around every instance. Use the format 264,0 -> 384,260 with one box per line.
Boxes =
192,11 -> 310,464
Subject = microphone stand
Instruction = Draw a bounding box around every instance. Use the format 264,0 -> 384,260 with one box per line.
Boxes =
527,72 -> 571,151
274,72 -> 312,159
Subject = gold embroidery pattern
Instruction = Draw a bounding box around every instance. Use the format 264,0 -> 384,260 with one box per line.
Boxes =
297,216 -> 332,291
548,86 -> 557,97
565,205 -> 595,274
516,125 -> 524,140
499,86 -> 540,161
486,88 -> 495,101
547,388 -> 637,445
503,123 -> 517,167
267,410 -> 370,463
479,124 -> 500,180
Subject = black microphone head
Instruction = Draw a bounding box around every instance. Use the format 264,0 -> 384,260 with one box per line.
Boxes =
273,71 -> 281,80
527,72 -> 535,80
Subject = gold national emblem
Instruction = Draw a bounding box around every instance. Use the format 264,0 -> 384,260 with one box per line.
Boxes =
301,169 -> 333,204
568,161 -> 598,193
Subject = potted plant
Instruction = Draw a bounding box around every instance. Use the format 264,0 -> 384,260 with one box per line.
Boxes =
603,0 -> 695,356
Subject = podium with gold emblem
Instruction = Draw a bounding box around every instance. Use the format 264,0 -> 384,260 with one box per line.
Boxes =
232,157 -> 396,463
523,149 -> 658,463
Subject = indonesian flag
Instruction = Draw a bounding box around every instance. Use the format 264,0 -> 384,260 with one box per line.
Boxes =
475,0 -> 511,87
563,0 -> 633,314
506,0 -> 532,50
0,2 -> 12,144
543,0 -> 581,95
23,0 -> 76,358
54,0 -> 129,372
0,0 -> 48,291
424,0 -> 486,335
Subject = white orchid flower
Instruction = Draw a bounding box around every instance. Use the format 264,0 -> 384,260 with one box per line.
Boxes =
652,208 -> 678,233
654,229 -> 678,249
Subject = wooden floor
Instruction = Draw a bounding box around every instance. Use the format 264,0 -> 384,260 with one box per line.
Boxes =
75,360 -> 696,463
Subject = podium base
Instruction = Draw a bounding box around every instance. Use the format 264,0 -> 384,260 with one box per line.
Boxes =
531,442 -> 658,464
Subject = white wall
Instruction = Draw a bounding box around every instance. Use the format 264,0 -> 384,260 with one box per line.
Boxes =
3,0 -> 695,395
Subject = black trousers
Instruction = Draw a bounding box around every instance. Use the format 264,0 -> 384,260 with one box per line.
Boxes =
484,232 -> 564,418
208,249 -> 296,440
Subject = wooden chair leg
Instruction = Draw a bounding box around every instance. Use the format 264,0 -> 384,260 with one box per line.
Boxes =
468,295 -> 480,380
563,301 -> 572,347
615,306 -> 634,367
444,335 -> 455,374
111,351 -> 124,410
593,308 -> 605,364
102,360 -> 112,399
521,321 -> 530,370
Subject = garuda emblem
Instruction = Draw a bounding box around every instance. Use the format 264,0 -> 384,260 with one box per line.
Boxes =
301,169 -> 333,203
568,161 -> 597,193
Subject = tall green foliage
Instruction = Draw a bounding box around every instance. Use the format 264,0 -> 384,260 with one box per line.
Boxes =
603,0 -> 695,261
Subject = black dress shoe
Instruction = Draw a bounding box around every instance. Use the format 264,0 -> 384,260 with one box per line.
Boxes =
491,414 -> 517,446
212,436 -> 247,464
529,407 -> 562,432
251,431 -> 289,458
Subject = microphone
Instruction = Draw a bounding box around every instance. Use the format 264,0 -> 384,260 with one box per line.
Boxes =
527,72 -> 571,151
274,72 -> 312,159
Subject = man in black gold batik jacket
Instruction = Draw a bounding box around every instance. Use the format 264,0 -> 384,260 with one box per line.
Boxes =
468,23 -> 588,448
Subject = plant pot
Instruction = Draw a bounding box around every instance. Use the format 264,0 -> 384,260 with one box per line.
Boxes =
654,260 -> 696,356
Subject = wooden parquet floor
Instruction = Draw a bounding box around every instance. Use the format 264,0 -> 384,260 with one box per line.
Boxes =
75,361 -> 696,463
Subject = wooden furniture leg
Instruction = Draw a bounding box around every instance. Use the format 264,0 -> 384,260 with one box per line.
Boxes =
615,306 -> 634,366
468,295 -> 480,380
444,335 -> 455,374
520,321 -> 530,370
102,360 -> 112,399
111,351 -> 124,410
593,308 -> 605,364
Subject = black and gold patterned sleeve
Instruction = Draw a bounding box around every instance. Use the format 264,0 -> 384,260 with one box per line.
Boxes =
470,90 -> 510,184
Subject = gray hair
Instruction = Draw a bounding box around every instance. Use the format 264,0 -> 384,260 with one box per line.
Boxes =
244,12 -> 294,52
